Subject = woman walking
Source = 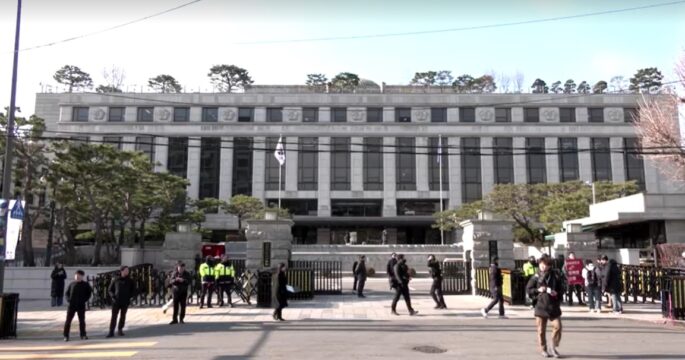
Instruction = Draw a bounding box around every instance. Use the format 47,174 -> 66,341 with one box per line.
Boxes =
273,263 -> 288,321
526,255 -> 564,358
51,262 -> 67,307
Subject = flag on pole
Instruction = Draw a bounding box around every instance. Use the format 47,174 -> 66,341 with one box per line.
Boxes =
275,136 -> 286,166
437,136 -> 442,164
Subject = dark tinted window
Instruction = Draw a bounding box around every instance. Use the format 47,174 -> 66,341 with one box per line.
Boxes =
135,136 -> 154,162
331,200 -> 382,217
624,108 -> 639,123
331,138 -> 351,190
396,108 -> 411,123
624,138 -> 645,190
238,108 -> 253,122
367,107 -> 382,123
298,137 -> 318,190
396,138 -> 416,190
431,108 -> 447,123
167,137 -> 189,212
526,138 -> 547,184
108,107 -> 124,122
494,138 -> 514,184
559,138 -> 579,181
137,107 -> 153,122
332,108 -> 347,123
588,108 -> 604,123
591,138 -> 612,181
199,137 -> 221,199
232,138 -> 253,196
173,107 -> 190,122
429,137 -> 449,191
397,200 -> 442,216
559,108 -> 575,123
265,137 -> 285,191
72,107 -> 89,122
202,107 -> 218,122
460,107 -> 475,123
524,108 -> 539,123
267,107 -> 283,122
303,107 -> 318,122
461,137 -> 482,202
363,138 -> 383,190
495,108 -> 511,123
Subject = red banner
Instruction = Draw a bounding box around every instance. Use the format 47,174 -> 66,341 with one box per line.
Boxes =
565,258 -> 584,286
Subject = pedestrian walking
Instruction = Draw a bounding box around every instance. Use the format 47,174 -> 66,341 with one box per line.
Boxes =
601,255 -> 624,314
352,259 -> 359,291
428,255 -> 446,309
199,256 -> 216,308
51,262 -> 67,307
391,254 -> 418,316
386,252 -> 397,290
526,255 -> 564,358
564,252 -> 585,306
63,270 -> 92,342
169,262 -> 191,324
355,255 -> 367,298
273,263 -> 288,321
582,259 -> 602,313
481,257 -> 505,319
107,266 -> 136,338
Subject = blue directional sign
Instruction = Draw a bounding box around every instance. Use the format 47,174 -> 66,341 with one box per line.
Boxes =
10,199 -> 24,220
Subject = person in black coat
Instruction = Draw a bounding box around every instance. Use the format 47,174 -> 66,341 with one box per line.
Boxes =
355,255 -> 368,298
391,254 -> 418,316
63,270 -> 92,342
51,262 -> 67,307
273,263 -> 288,321
386,253 -> 398,290
526,255 -> 564,358
601,256 -> 623,314
428,255 -> 447,309
481,257 -> 505,318
352,260 -> 359,291
107,266 -> 136,338
169,262 -> 192,325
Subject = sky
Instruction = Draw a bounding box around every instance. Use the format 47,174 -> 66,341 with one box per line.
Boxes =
0,0 -> 684,115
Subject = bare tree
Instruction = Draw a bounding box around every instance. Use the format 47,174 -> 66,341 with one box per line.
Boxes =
513,71 -> 525,93
634,54 -> 685,182
498,73 -> 511,93
102,65 -> 126,90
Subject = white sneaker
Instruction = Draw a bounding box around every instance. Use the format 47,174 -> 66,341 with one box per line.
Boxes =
481,308 -> 488,318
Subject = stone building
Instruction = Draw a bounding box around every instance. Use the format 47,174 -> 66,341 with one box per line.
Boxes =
34,86 -> 682,245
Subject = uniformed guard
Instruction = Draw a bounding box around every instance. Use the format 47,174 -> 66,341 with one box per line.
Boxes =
199,256 -> 216,308
216,256 -> 236,307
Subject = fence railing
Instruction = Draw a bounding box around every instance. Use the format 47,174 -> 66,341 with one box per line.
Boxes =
442,260 -> 471,295
289,260 -> 342,295
474,267 -> 526,305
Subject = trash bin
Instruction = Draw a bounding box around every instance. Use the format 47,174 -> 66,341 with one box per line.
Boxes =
256,271 -> 272,308
0,293 -> 19,339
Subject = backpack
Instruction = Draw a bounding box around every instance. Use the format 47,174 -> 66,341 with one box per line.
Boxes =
586,267 -> 598,287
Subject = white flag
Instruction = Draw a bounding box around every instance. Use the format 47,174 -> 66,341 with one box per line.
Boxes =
275,136 -> 286,166
437,136 -> 442,164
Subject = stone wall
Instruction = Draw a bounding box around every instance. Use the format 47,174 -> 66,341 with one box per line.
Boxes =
4,266 -> 118,300
162,232 -> 202,270
245,220 -> 293,272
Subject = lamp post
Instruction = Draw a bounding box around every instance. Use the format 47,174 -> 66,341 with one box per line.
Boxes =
585,181 -> 596,204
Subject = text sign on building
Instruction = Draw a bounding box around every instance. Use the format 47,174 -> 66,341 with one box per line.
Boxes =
263,242 -> 271,268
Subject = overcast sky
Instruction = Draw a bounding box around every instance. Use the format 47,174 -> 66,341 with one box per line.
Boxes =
0,0 -> 684,115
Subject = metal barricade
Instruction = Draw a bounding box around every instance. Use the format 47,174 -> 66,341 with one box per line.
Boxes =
0,293 -> 19,339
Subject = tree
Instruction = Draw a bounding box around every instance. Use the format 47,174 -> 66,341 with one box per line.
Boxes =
531,79 -> 548,94
513,71 -> 525,93
305,74 -> 328,88
53,65 -> 93,92
592,80 -> 608,94
101,65 -> 125,92
610,75 -> 627,93
410,71 -> 437,86
207,64 -> 254,93
225,195 -> 264,239
432,201 -> 482,233
634,54 -> 685,182
95,85 -> 122,93
550,81 -> 562,94
563,79 -> 576,94
629,67 -> 664,94
148,74 -> 182,93
495,72 -> 511,93
452,74 -> 475,93
184,198 -> 229,237
330,72 -> 360,93
435,71 -> 454,87
577,81 -> 591,94
472,75 -> 497,93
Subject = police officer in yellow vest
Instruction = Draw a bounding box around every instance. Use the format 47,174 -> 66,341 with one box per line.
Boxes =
523,256 -> 538,307
199,256 -> 216,309
215,256 -> 236,307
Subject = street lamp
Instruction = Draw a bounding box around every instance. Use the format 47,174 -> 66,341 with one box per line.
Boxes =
585,181 -> 596,204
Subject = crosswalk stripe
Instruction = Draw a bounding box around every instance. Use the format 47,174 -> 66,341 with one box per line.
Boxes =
0,342 -> 157,352
0,351 -> 137,359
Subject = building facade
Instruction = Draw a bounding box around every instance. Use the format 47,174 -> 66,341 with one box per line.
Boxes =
34,87 -> 682,245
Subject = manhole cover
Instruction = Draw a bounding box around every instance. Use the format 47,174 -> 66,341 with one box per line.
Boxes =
412,345 -> 447,354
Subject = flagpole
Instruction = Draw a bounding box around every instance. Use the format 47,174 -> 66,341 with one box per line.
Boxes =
439,135 -> 444,245
278,163 -> 282,211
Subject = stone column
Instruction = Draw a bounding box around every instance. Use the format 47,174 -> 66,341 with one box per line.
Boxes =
319,107 -> 331,123
186,137 -> 201,200
578,137 -> 592,183
610,137 -> 626,183
416,137 -> 429,191
545,137 -> 560,183
448,137 -> 462,209
318,137 -> 331,217
285,137 -> 299,192
447,108 -> 459,123
513,137 -> 527,184
245,219 -> 294,272
252,136 -> 266,201
254,107 -> 266,123
351,137 -> 363,191
154,137 -> 168,173
461,218 -> 515,295
162,231 -> 202,270
383,107 -> 395,123
480,137 -> 494,196
511,107 -> 524,123
218,136 -> 233,201
189,107 -> 202,122
383,137 -> 397,216
576,108 -> 589,123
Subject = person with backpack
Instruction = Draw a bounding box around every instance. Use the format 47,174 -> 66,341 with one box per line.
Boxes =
582,259 -> 601,313
526,255 -> 564,358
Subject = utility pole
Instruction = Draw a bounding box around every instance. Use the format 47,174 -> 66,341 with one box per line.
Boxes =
0,0 -> 23,293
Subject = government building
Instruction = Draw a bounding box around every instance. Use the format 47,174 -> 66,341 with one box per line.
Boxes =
34,86 -> 682,246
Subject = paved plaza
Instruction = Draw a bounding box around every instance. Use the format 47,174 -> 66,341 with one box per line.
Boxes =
2,278 -> 684,359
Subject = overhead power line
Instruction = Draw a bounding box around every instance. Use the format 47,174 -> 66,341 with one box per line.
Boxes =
19,0 -> 203,52
232,0 -> 685,45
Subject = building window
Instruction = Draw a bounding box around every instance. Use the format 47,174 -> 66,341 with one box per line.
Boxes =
524,108 -> 539,123
494,138 -> 514,184
108,107 -> 124,122
137,107 -> 153,122
588,108 -> 604,123
232,138 -> 253,196
298,137 -> 318,190
495,108 -> 511,123
103,136 -> 122,150
559,138 -> 579,181
624,108 -> 639,123
559,108 -> 575,123
71,136 -> 89,145
199,138 -> 221,200
202,107 -> 218,122
268,199 -> 318,216
461,138 -> 482,203
396,138 -> 416,191
265,137 -> 285,191
167,137 -> 189,212
331,138 -> 351,191
624,138 -> 645,190
367,107 -> 382,123
363,137 -> 383,191
135,136 -> 154,162
526,138 -> 547,184
332,108 -> 347,123
460,107 -> 475,123
396,108 -> 411,123
429,137 -> 449,191
331,200 -> 382,217
431,108 -> 447,123
173,107 -> 190,122
303,107 -> 318,123
267,107 -> 283,122
591,138 -> 612,181
397,200 -> 442,216
72,107 -> 89,122
238,108 -> 253,122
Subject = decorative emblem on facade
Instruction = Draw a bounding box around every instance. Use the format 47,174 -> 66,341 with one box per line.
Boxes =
159,109 -> 171,121
287,110 -> 301,121
542,109 -> 556,121
223,109 -> 236,121
416,110 -> 429,121
607,109 -> 621,122
478,108 -> 494,122
351,110 -> 364,122
93,108 -> 106,121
